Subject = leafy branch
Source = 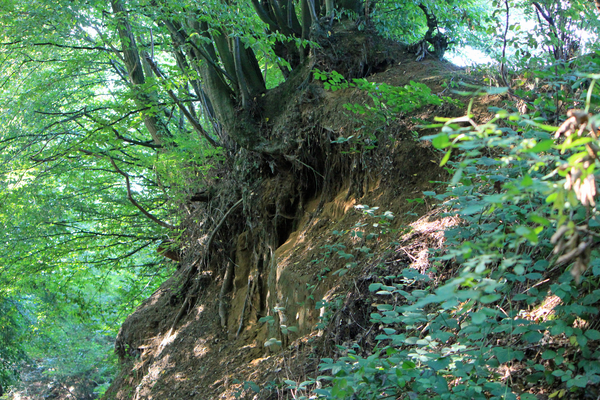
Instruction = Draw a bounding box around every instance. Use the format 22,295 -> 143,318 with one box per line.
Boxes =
109,157 -> 175,230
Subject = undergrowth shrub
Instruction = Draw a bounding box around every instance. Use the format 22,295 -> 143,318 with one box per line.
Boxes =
305,74 -> 600,399
313,69 -> 462,152
0,298 -> 26,394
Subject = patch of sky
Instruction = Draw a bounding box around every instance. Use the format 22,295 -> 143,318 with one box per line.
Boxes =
447,46 -> 494,67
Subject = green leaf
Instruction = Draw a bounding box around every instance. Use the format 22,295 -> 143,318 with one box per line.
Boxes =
484,86 -> 509,95
402,361 -> 416,370
582,291 -> 600,305
432,331 -> 454,342
368,283 -> 383,292
432,134 -> 451,149
248,381 -> 261,392
542,350 -> 556,359
525,372 -> 545,383
585,329 -> 600,340
515,226 -> 538,243
264,338 -> 282,347
440,149 -> 452,166
494,348 -> 514,364
567,375 -> 588,388
480,294 -> 500,304
533,260 -> 549,271
427,356 -> 450,371
259,316 -> 275,324
521,139 -> 554,153
460,204 -> 486,216
529,215 -> 550,226
471,311 -> 487,324
561,136 -> 593,150
523,331 -> 544,343
514,265 -> 525,275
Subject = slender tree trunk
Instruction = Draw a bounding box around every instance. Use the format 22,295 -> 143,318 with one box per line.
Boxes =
111,0 -> 172,146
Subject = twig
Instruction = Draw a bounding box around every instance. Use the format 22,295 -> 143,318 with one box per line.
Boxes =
500,0 -> 510,88
143,53 -> 219,147
109,158 -> 175,229
58,381 -> 77,399
169,296 -> 190,333
204,198 -> 243,259
399,246 -> 417,262
284,154 -> 324,178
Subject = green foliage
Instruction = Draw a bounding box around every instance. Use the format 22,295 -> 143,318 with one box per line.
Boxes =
25,322 -> 117,389
316,296 -> 343,330
259,306 -> 298,347
308,75 -> 600,398
490,0 -> 599,66
371,0 -> 494,50
1,0 -> 599,396
314,70 -> 462,152
232,378 -> 262,399
0,0 -> 215,391
0,298 -> 26,390
310,205 -> 395,279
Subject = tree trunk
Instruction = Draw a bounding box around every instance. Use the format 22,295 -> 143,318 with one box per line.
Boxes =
111,0 -> 172,146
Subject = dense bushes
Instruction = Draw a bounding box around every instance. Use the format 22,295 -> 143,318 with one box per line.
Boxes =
291,53 -> 600,398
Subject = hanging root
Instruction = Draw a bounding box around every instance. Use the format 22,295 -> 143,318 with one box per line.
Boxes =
204,198 -> 243,262
219,258 -> 235,328
236,275 -> 255,337
171,198 -> 243,331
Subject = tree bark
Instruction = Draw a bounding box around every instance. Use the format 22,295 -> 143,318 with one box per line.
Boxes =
111,0 -> 172,146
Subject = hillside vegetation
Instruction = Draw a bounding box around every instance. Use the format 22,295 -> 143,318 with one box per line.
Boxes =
1,0 -> 600,399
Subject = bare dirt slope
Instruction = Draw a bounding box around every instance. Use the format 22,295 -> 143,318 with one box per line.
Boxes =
101,45 -> 473,400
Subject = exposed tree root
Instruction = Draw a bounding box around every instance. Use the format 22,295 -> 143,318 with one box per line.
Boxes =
236,275 -> 256,337
219,258 -> 235,328
171,198 -> 243,331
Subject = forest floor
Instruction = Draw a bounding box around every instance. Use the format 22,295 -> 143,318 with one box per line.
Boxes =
4,360 -> 99,399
